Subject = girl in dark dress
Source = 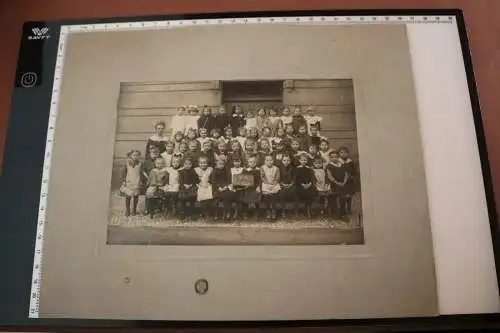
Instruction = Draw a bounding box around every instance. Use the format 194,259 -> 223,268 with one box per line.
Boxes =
143,146 -> 160,181
257,138 -> 272,166
278,154 -> 296,218
197,128 -> 212,149
164,156 -> 182,216
186,140 -> 200,168
246,127 -> 260,147
228,139 -> 243,166
215,106 -> 232,134
186,128 -> 199,148
312,157 -> 331,216
290,139 -> 304,167
272,140 -> 287,167
229,157 -> 245,219
211,158 -> 233,220
214,139 -> 229,165
291,106 -> 307,134
199,140 -> 216,168
326,150 -> 349,221
145,121 -> 169,159
160,141 -> 176,168
178,158 -> 199,219
285,123 -> 295,141
146,157 -> 169,218
120,150 -> 144,217
142,146 -> 159,214
231,105 -> 246,134
242,139 -> 257,167
240,155 -> 262,219
306,144 -> 321,167
295,153 -> 317,218
271,126 -> 289,151
338,146 -> 357,215
210,128 -> 222,148
295,124 -> 311,151
197,106 -> 215,134
260,155 -> 281,220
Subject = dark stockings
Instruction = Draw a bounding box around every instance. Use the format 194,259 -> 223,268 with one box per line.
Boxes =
125,196 -> 138,216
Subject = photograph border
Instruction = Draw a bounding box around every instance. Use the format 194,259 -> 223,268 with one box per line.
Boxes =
0,8 -> 499,331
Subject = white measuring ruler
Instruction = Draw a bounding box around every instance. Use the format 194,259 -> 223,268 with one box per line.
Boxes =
28,14 -> 455,318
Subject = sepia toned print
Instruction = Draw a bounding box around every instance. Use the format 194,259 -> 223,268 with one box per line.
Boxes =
108,79 -> 364,245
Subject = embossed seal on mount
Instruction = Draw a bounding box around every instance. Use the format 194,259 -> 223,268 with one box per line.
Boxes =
194,278 -> 209,295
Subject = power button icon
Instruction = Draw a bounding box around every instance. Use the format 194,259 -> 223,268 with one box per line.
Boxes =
20,72 -> 38,87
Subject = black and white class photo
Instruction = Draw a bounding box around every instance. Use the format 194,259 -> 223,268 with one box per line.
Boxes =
108,79 -> 364,245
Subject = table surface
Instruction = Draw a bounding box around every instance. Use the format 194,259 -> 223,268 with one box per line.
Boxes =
0,0 -> 499,331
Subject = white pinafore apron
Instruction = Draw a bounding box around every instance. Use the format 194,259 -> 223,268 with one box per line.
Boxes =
123,162 -> 142,196
196,167 -> 213,201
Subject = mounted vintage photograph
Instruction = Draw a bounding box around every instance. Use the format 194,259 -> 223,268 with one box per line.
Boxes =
108,79 -> 363,245
34,21 -> 440,319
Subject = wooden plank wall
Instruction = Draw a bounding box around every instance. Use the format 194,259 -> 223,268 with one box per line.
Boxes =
283,79 -> 357,156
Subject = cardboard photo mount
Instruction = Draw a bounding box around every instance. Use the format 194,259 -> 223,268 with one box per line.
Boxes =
38,23 -> 437,320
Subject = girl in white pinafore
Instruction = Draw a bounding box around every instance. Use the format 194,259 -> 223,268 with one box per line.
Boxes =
260,155 -> 281,220
120,149 -> 143,217
195,156 -> 214,219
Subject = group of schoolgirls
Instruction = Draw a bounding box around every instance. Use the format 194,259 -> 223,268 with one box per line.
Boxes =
120,104 -> 357,221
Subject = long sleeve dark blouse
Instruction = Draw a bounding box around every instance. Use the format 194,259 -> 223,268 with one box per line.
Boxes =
279,165 -> 296,185
291,115 -> 307,132
231,113 -> 246,132
242,167 -> 261,189
215,114 -> 232,133
295,166 -> 314,184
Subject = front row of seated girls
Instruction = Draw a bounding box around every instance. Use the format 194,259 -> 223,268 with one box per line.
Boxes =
120,147 -> 356,222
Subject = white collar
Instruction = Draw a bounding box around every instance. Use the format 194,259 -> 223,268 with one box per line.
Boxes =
150,135 -> 168,141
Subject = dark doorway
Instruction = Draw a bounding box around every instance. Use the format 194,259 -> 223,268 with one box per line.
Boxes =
221,80 -> 283,115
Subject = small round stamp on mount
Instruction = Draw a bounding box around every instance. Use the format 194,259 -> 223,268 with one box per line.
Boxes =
194,278 -> 209,295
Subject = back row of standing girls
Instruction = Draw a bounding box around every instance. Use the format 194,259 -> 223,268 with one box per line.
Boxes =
145,104 -> 323,159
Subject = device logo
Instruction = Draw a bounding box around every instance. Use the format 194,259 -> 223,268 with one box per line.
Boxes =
29,27 -> 50,40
